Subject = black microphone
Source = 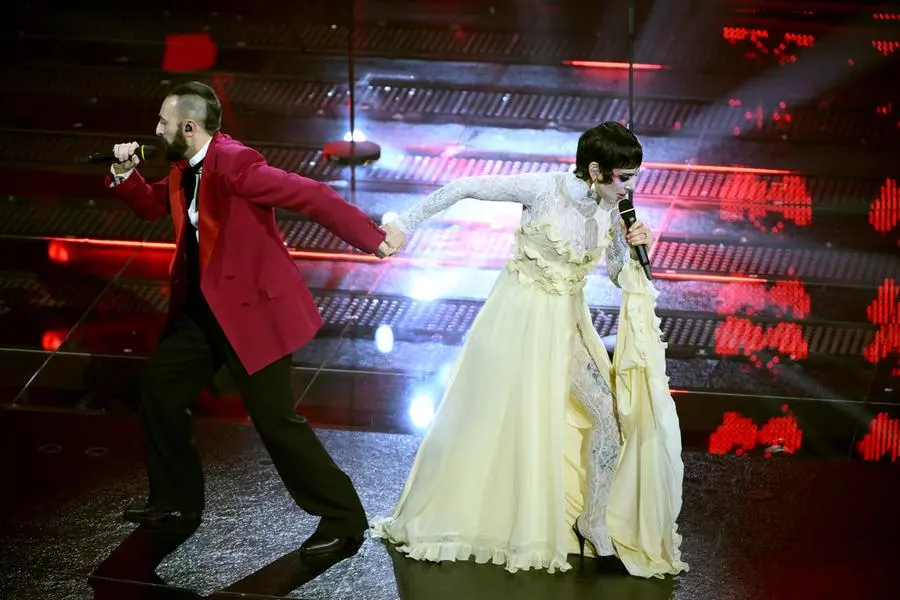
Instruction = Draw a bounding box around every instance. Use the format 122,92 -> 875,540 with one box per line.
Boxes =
84,145 -> 156,164
618,190 -> 653,281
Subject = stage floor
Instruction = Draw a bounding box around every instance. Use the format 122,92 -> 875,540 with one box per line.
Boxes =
2,409 -> 899,600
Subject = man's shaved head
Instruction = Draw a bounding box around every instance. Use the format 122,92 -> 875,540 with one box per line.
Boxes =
167,81 -> 222,134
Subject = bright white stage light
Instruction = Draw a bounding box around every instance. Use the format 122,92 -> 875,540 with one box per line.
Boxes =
375,325 -> 394,354
408,393 -> 436,430
343,129 -> 367,142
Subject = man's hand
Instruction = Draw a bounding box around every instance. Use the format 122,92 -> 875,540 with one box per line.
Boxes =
111,142 -> 142,175
375,221 -> 407,258
383,221 -> 407,249
375,240 -> 394,258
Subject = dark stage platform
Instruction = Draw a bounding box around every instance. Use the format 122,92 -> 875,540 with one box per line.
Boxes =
2,410 -> 899,600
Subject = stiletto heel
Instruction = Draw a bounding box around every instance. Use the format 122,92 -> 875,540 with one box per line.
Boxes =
573,522 -> 599,568
572,523 -> 586,558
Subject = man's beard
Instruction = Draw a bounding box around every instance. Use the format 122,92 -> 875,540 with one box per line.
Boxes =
163,129 -> 189,162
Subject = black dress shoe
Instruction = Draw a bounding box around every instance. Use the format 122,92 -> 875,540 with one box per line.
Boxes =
123,503 -> 201,524
299,532 -> 364,556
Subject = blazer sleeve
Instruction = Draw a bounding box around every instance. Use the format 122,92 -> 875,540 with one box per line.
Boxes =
105,170 -> 170,221
225,147 -> 386,254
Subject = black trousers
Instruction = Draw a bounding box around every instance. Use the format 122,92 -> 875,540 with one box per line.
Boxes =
139,260 -> 367,537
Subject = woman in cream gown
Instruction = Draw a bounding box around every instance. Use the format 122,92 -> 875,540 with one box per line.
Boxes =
371,123 -> 687,579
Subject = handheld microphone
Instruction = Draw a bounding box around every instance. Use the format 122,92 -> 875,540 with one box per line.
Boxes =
84,145 -> 156,164
617,190 -> 653,281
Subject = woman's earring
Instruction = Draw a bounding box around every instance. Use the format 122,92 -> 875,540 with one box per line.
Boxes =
589,168 -> 600,195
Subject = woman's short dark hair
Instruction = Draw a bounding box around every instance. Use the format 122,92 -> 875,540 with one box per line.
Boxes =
168,81 -> 222,134
573,121 -> 643,183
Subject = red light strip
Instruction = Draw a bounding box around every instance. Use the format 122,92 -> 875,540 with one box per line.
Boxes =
389,156 -> 796,176
563,60 -> 665,70
547,158 -> 795,175
64,238 -> 174,251
655,272 -> 768,284
46,237 -> 488,267
44,237 -> 777,284
640,161 -> 794,175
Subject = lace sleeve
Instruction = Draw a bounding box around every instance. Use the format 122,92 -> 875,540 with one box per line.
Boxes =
605,207 -> 633,288
394,173 -> 547,233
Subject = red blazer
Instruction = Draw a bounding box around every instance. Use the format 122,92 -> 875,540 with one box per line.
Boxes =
108,132 -> 385,374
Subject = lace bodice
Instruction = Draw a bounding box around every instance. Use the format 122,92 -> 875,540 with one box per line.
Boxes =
396,171 -> 632,291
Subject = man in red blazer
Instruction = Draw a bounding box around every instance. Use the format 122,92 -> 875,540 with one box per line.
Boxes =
107,81 -> 397,560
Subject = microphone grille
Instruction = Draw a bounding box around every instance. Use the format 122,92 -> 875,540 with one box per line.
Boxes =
617,195 -> 635,214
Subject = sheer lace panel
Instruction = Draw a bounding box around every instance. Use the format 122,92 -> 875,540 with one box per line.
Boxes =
569,328 -> 621,556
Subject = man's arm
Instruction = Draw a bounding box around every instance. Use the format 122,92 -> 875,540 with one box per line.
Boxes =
104,142 -> 169,221
106,168 -> 170,221
227,147 -> 386,254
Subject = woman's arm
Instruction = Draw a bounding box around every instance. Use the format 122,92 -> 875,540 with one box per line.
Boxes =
393,172 -> 548,233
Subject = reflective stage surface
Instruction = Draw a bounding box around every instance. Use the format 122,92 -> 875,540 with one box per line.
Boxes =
3,411 -> 900,600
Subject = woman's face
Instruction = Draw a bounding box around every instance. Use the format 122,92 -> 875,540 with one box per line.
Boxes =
593,167 -> 640,205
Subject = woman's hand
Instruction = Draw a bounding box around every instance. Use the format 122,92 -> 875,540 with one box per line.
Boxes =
375,221 -> 407,258
623,220 -> 653,248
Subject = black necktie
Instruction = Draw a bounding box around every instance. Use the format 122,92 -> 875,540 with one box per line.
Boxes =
182,161 -> 203,208
182,162 -> 204,237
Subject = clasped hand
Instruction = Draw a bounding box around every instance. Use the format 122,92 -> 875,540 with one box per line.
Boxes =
375,221 -> 407,258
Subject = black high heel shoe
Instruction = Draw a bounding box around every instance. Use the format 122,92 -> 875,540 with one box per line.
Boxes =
572,522 -> 595,563
572,522 -> 628,573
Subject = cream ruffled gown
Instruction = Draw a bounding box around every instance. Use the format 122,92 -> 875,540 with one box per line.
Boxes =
371,171 -> 687,578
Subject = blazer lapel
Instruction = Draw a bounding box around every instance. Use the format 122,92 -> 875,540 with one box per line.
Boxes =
197,134 -> 223,273
167,165 -> 187,239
